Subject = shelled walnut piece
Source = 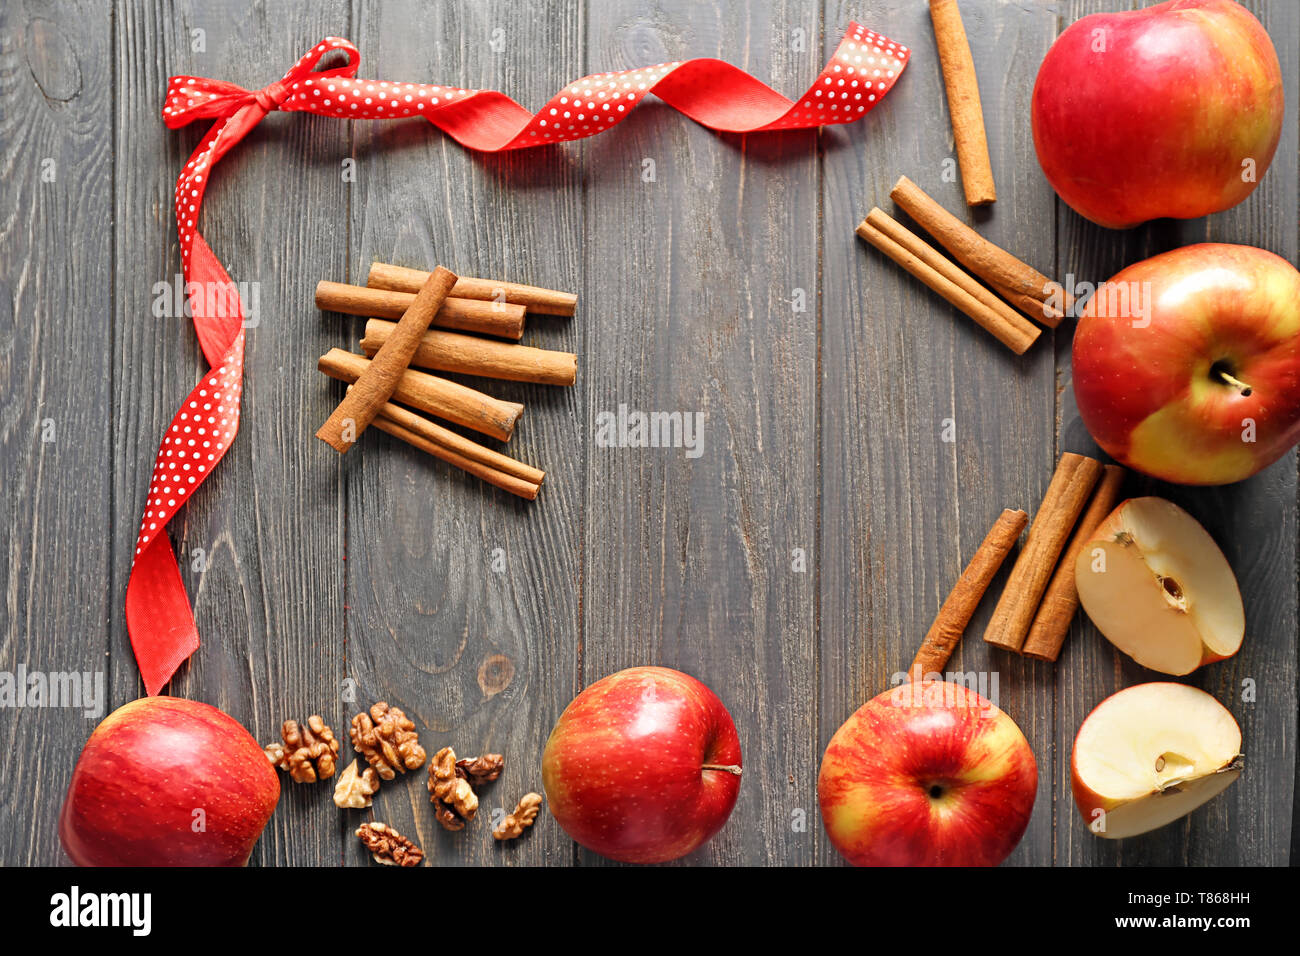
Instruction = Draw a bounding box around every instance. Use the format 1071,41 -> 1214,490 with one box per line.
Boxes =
429,747 -> 479,830
333,759 -> 380,809
350,702 -> 427,780
264,715 -> 339,783
456,753 -> 504,785
494,793 -> 543,841
355,822 -> 423,867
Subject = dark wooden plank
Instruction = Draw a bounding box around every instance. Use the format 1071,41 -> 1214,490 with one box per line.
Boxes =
344,0 -> 585,866
1053,0 -> 1298,866
819,0 -> 1060,866
9,0 -> 1297,870
109,0 -> 353,866
581,0 -> 821,865
0,0 -> 113,866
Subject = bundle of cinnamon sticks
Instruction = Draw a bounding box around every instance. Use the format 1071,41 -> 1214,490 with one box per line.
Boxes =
857,176 -> 1068,355
314,262 -> 577,500
907,452 -> 1128,679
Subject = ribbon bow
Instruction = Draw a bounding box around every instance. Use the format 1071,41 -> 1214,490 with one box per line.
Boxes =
162,38 -> 362,129
128,27 -> 909,696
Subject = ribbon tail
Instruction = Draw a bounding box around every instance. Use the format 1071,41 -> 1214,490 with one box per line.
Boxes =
124,336 -> 244,696
126,534 -> 200,696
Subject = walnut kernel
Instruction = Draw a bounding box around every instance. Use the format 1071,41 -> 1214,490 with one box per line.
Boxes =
265,715 -> 339,783
355,822 -> 423,867
350,702 -> 427,780
456,753 -> 505,784
333,759 -> 380,809
493,792 -> 543,841
429,746 -> 479,829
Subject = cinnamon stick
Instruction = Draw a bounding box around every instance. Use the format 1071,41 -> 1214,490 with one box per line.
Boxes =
929,0 -> 995,206
373,417 -> 540,500
983,453 -> 1104,652
909,508 -> 1028,681
372,398 -> 544,486
316,280 -> 525,340
349,390 -> 542,499
862,208 -> 1038,352
361,319 -> 576,386
1022,465 -> 1126,661
989,278 -> 1066,329
369,262 -> 577,317
319,349 -> 522,442
890,176 -> 1065,308
856,216 -> 1039,354
316,267 -> 457,452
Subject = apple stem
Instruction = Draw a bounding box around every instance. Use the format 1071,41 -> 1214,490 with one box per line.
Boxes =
701,764 -> 743,776
1215,367 -> 1252,397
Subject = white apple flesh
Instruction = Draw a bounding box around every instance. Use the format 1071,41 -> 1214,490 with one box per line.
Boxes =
1072,683 -> 1242,839
1074,497 -> 1244,675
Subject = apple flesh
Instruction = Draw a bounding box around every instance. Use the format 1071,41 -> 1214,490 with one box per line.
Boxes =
1072,683 -> 1242,839
1075,497 -> 1244,676
541,666 -> 742,864
818,681 -> 1037,867
1032,0 -> 1283,229
1072,243 -> 1300,485
60,697 -> 280,866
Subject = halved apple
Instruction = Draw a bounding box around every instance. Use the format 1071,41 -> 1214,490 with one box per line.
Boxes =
1073,497 -> 1244,675
1072,682 -> 1242,839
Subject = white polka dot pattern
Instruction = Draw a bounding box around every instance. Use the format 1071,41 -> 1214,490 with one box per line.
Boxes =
128,24 -> 908,696
160,26 -> 909,149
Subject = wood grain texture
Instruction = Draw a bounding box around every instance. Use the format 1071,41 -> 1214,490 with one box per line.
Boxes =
1051,0 -> 1299,867
820,0 -> 1060,866
581,0 -> 820,865
0,0 -> 113,867
109,0 -> 353,866
1,0 -> 1295,867
345,0 -> 584,867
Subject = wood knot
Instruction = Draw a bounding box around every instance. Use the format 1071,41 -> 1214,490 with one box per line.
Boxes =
477,654 -> 515,698
25,18 -> 82,103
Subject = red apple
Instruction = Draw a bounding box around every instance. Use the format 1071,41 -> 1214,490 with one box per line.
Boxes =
59,696 -> 280,866
1032,0 -> 1283,229
541,666 -> 742,863
1073,243 -> 1300,485
818,681 -> 1037,866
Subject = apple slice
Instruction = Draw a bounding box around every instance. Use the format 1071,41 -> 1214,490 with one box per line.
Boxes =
1072,683 -> 1242,839
1073,496 -> 1244,675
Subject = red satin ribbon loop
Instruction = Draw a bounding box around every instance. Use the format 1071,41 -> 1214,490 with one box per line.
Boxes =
162,38 -> 362,128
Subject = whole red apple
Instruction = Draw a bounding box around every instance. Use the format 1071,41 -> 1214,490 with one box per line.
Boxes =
60,696 -> 280,866
818,681 -> 1037,866
1073,243 -> 1300,485
1032,0 -> 1283,228
541,666 -> 742,863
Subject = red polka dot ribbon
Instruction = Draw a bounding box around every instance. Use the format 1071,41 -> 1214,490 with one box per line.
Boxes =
129,25 -> 910,695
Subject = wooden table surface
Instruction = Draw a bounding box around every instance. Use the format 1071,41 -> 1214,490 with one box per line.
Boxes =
2,0 -> 1296,867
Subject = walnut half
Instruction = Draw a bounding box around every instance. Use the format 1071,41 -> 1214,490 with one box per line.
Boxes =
428,746 -> 479,830
493,793 -> 543,841
350,702 -> 427,780
456,753 -> 505,785
265,715 -> 339,783
355,822 -> 423,867
333,759 -> 380,809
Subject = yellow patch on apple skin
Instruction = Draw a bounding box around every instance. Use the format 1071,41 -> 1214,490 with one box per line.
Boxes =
1128,403 -> 1255,485
1260,268 -> 1300,338
961,717 -> 1029,784
1183,4 -> 1285,204
824,782 -> 883,844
